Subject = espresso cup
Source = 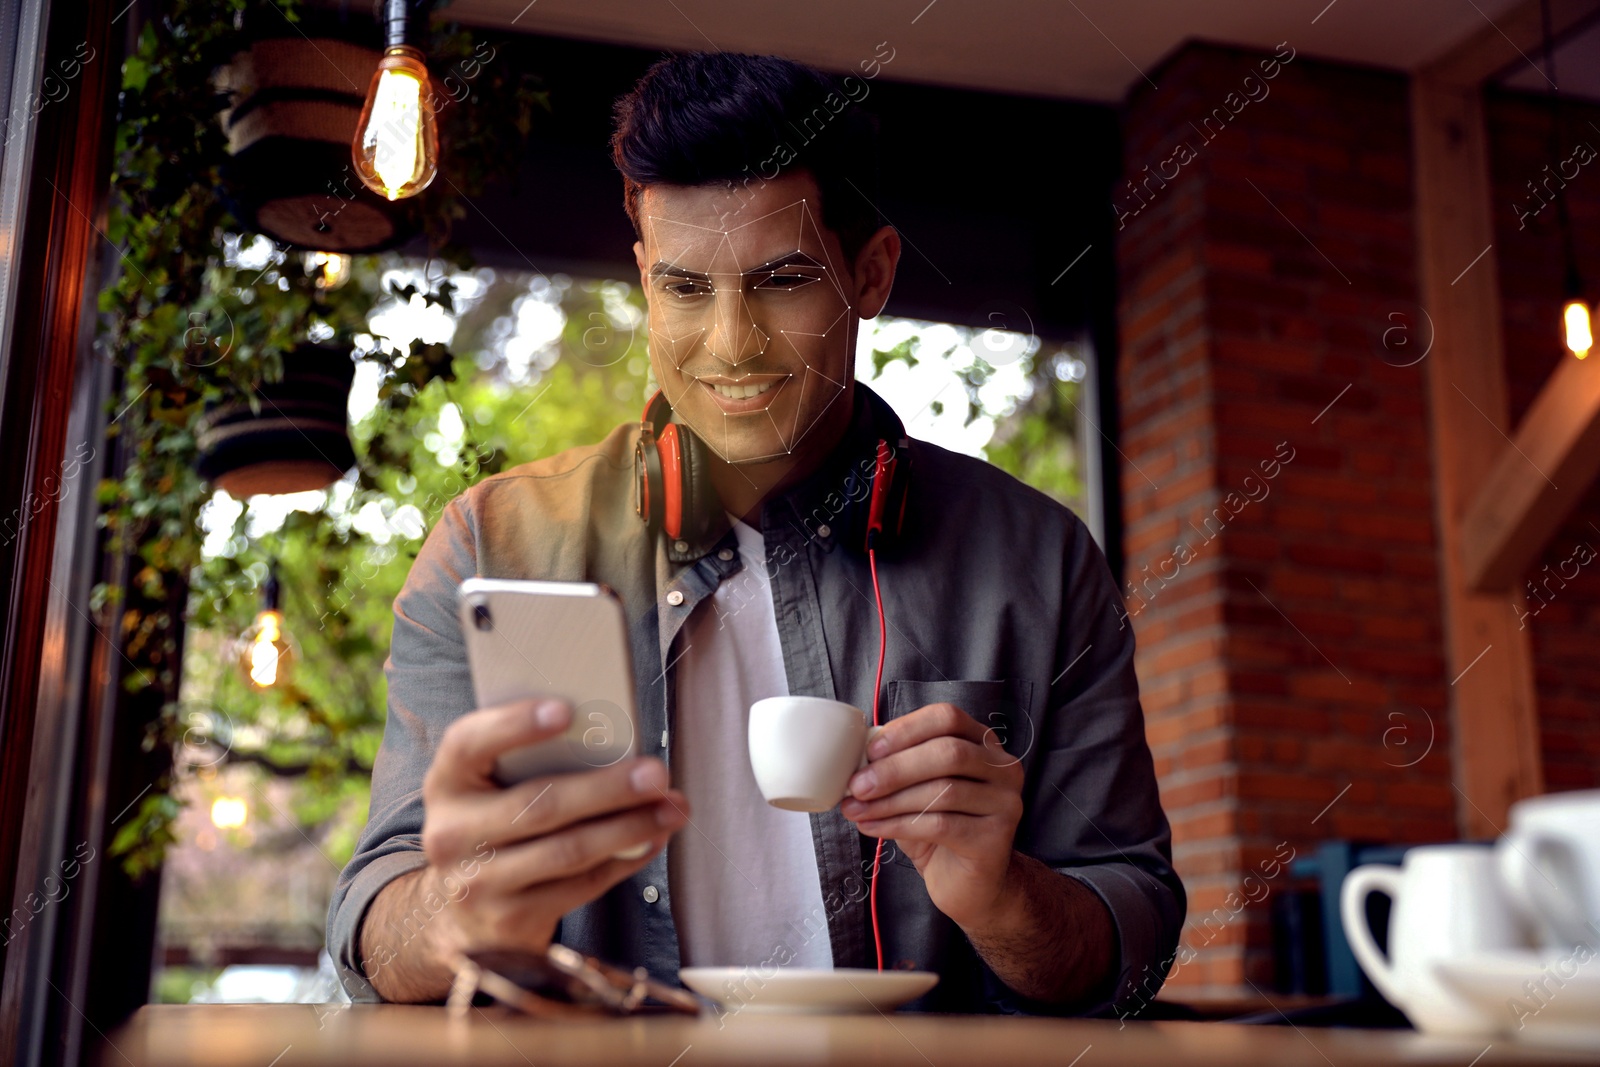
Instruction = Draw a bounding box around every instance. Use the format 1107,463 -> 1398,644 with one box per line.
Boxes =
1341,843 -> 1527,1035
1497,789 -> 1600,951
748,696 -> 878,813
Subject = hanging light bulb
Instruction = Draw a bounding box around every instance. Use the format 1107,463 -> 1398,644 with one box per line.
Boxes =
242,609 -> 290,687
353,3 -> 438,202
1562,258 -> 1592,360
304,250 -> 352,291
1565,297 -> 1593,360
1542,4 -> 1591,362
235,566 -> 298,690
210,796 -> 248,830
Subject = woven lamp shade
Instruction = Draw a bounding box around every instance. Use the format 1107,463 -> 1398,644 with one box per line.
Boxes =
196,343 -> 357,497
214,34 -> 422,252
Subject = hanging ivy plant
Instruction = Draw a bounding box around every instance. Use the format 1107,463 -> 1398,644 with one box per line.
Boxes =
97,0 -> 548,877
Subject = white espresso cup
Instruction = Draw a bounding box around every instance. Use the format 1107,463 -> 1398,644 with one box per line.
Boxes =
1341,844 -> 1527,1035
1497,789 -> 1600,951
748,696 -> 878,813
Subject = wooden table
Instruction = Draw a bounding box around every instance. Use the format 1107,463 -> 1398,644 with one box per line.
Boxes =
96,1004 -> 1600,1067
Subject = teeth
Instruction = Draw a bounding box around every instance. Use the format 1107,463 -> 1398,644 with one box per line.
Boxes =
712,381 -> 775,399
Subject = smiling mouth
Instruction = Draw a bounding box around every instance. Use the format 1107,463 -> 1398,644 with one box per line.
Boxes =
711,381 -> 775,399
692,373 -> 790,404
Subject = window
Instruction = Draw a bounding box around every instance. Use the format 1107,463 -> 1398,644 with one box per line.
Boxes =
151,260 -> 1099,1003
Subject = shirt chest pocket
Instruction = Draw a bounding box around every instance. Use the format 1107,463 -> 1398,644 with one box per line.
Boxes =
884,679 -> 1036,746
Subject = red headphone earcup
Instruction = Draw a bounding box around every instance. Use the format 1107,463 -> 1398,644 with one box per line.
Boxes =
674,424 -> 718,544
658,423 -> 685,540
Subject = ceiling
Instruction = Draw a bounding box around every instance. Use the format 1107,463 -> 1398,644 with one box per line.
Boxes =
1501,13 -> 1600,98
428,0 -> 1551,102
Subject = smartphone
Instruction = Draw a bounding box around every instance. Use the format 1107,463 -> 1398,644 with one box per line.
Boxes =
457,578 -> 639,785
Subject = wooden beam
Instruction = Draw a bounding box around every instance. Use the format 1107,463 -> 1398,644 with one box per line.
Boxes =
1411,69 -> 1544,837
1425,0 -> 1600,85
1461,355 -> 1600,591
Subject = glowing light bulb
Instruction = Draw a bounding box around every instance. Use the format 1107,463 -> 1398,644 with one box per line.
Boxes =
249,612 -> 281,686
352,46 -> 438,201
236,608 -> 296,690
305,250 -> 351,291
1565,299 -> 1593,359
211,796 -> 247,830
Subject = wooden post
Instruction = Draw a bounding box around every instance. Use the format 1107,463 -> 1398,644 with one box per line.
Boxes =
1409,0 -> 1600,833
1411,73 -> 1544,836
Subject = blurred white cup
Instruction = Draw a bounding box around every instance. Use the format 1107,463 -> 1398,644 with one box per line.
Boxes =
1341,843 -> 1526,1034
1498,789 -> 1600,951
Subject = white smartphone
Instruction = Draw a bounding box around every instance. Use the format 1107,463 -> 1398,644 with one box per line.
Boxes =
457,578 -> 639,785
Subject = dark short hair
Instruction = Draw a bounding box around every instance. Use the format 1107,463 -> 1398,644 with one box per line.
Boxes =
610,51 -> 884,265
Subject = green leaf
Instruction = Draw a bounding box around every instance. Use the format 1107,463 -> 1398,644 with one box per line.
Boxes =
122,56 -> 150,94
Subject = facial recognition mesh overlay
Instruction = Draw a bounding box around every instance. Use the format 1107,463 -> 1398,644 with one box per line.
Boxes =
641,196 -> 856,465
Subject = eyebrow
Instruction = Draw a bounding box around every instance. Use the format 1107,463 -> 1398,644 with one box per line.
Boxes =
647,250 -> 827,281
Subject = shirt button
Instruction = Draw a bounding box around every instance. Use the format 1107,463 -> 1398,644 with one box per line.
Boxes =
666,590 -> 684,606
673,540 -> 689,554
642,885 -> 660,904
718,548 -> 735,561
660,729 -> 669,749
817,524 -> 832,539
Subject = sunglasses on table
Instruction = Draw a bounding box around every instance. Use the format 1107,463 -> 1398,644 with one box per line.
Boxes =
445,945 -> 703,1019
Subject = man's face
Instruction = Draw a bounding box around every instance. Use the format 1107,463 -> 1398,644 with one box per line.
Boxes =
634,171 -> 857,466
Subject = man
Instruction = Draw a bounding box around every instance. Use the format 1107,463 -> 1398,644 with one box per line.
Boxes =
328,50 -> 1184,1016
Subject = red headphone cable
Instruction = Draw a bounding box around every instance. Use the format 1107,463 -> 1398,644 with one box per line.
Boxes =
863,439 -> 898,973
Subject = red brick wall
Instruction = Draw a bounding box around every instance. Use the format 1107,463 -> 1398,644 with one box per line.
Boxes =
1117,43 -> 1457,998
1487,91 -> 1600,795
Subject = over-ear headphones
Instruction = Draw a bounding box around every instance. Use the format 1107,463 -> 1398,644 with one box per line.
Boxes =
633,388 -> 912,554
633,390 -> 723,548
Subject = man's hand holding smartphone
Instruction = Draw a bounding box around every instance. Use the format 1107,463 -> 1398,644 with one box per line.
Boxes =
359,697 -> 689,1002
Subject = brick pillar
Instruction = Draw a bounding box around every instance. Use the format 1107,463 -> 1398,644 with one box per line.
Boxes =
1116,43 -> 1456,998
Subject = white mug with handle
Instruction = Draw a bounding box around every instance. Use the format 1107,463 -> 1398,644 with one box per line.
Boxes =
1340,844 -> 1525,1035
1496,789 -> 1600,951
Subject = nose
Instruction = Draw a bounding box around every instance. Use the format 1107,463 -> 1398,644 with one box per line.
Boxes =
705,287 -> 769,366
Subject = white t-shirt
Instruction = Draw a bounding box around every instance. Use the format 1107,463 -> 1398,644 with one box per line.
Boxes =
668,516 -> 834,970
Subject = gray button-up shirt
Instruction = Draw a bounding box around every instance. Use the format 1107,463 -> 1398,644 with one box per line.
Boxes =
327,384 -> 1185,1015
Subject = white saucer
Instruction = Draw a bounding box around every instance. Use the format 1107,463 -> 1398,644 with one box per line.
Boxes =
679,967 -> 938,1014
1434,949 -> 1600,1046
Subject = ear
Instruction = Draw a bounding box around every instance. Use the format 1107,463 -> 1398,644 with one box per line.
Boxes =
851,225 -> 901,320
634,239 -> 649,302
